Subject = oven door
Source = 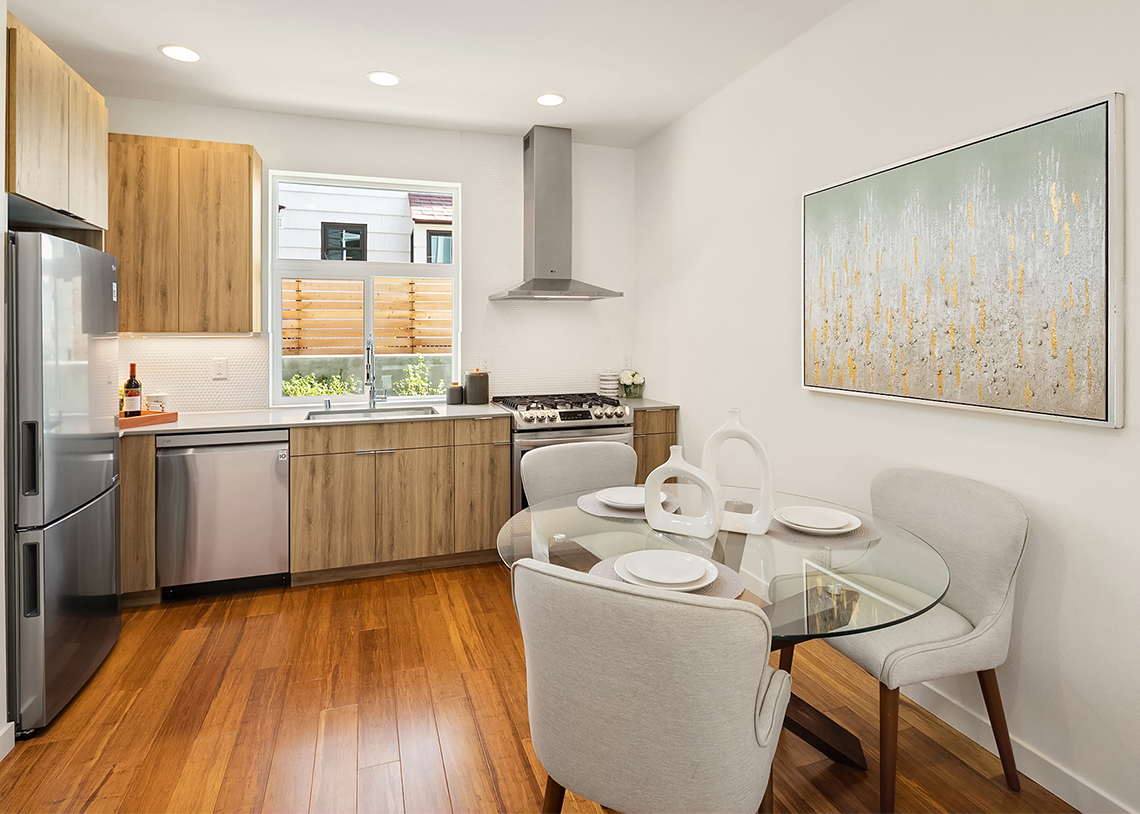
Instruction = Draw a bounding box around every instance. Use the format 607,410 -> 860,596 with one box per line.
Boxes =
512,425 -> 635,514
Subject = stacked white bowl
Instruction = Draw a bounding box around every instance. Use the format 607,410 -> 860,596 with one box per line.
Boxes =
599,371 -> 620,397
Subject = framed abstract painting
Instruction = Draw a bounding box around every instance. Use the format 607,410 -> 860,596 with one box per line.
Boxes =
802,95 -> 1122,426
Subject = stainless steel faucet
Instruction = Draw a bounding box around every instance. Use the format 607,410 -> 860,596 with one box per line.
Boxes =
365,336 -> 387,407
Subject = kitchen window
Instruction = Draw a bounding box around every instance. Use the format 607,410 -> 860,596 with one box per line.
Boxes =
271,172 -> 460,405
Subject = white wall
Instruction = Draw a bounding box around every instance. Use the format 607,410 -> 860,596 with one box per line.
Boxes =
633,1 -> 1139,810
109,99 -> 637,405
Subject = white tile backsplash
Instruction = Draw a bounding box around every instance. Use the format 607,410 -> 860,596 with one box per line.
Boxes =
118,335 -> 270,412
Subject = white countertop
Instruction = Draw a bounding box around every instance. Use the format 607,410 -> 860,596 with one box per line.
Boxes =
621,397 -> 679,410
120,402 -> 511,435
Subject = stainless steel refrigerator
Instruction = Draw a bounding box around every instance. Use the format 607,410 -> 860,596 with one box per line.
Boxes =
6,231 -> 121,735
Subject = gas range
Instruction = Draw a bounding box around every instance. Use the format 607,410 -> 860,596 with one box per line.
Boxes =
492,393 -> 633,430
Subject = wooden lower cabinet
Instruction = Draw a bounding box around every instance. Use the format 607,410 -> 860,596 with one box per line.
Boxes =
119,434 -> 156,593
634,407 -> 679,484
453,441 -> 511,552
290,451 -> 377,572
634,431 -> 676,485
376,446 -> 454,561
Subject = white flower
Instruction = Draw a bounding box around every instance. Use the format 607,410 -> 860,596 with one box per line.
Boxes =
632,372 -> 644,385
620,369 -> 634,385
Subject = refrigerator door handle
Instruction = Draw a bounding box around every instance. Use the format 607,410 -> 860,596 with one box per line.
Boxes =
20,420 -> 39,496
22,542 -> 40,617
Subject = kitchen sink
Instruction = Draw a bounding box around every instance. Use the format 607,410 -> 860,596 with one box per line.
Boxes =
305,406 -> 439,421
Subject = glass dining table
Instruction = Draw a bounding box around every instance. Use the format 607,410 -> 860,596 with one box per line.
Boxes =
495,483 -> 951,771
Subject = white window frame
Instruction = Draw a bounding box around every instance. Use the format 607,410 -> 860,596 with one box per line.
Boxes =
269,170 -> 461,407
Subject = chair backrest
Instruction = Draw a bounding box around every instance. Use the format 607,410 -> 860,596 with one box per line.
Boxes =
871,468 -> 1029,627
520,441 -> 637,504
512,558 -> 780,813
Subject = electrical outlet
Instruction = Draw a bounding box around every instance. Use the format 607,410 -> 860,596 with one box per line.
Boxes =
622,353 -> 633,370
211,358 -> 229,380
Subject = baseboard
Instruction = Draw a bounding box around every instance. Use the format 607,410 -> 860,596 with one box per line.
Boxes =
904,683 -> 1133,813
0,721 -> 15,762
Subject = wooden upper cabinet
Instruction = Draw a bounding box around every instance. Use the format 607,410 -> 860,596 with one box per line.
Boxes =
179,147 -> 254,332
108,134 -> 262,334
6,15 -> 108,225
107,138 -> 180,331
68,72 -> 109,228
7,16 -> 70,212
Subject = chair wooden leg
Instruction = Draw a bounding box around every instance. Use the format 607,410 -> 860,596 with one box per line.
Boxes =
977,669 -> 1021,792
778,643 -> 796,673
758,773 -> 775,814
542,775 -> 566,813
879,683 -> 899,814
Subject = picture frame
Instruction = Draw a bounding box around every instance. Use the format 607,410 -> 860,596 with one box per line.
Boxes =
801,94 -> 1123,427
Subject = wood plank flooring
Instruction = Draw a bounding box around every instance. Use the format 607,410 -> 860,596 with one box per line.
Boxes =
0,563 -> 1076,813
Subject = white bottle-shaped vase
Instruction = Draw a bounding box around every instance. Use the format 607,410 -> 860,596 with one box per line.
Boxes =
700,407 -> 774,535
644,445 -> 723,538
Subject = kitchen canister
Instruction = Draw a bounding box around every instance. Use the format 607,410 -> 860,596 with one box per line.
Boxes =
446,382 -> 464,404
463,369 -> 490,404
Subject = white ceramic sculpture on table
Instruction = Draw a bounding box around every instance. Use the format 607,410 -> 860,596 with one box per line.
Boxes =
700,407 -> 774,535
644,445 -> 723,538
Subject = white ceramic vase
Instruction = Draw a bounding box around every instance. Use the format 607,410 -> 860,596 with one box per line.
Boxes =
644,445 -> 723,538
700,407 -> 774,535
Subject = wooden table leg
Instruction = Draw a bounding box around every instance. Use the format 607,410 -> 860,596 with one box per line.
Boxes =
782,693 -> 869,771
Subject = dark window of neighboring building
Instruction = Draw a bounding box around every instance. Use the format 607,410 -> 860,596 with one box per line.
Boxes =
321,222 -> 368,261
427,230 -> 453,263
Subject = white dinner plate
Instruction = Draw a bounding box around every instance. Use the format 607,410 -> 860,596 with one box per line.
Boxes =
777,505 -> 851,529
614,555 -> 718,592
619,549 -> 707,583
595,486 -> 668,510
774,506 -> 862,536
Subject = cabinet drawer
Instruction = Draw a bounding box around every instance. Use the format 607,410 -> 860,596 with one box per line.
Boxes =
633,408 -> 677,436
453,416 -> 510,446
291,420 -> 454,456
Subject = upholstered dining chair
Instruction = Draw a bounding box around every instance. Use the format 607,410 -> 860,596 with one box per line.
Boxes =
819,468 -> 1029,813
511,557 -> 791,814
520,441 -> 638,505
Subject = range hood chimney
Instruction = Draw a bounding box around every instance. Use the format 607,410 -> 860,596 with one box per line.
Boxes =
489,125 -> 623,301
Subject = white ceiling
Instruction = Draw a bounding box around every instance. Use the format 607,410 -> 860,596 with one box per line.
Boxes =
11,0 -> 847,148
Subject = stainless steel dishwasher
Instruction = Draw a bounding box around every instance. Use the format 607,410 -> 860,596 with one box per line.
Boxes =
156,430 -> 290,597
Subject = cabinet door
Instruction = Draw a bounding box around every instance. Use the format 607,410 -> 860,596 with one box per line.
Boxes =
68,73 -> 108,228
454,442 -> 511,553
119,434 -> 156,593
7,22 -> 69,211
178,148 -> 252,332
635,432 -> 676,485
376,446 -> 453,562
291,452 -> 377,572
108,137 -> 180,332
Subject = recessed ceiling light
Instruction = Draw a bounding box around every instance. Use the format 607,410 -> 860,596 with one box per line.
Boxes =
367,71 -> 401,86
159,44 -> 200,63
537,93 -> 565,107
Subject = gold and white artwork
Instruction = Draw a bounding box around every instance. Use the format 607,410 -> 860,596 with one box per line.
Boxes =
803,99 -> 1118,424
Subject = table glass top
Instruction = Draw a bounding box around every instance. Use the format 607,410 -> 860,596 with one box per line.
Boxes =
496,484 -> 951,644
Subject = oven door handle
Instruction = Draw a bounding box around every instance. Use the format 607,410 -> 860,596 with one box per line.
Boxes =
512,427 -> 634,449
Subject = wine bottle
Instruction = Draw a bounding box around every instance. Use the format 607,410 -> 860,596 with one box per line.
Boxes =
124,363 -> 142,417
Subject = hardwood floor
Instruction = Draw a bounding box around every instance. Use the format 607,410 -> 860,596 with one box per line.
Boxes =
0,564 -> 1076,813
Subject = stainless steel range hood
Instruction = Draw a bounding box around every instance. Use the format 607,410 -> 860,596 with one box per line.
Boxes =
489,125 -> 623,301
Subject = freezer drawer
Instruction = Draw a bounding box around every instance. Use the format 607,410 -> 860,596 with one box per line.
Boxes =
15,486 -> 121,731
156,431 -> 289,588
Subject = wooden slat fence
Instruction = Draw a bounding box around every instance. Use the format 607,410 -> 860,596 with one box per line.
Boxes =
374,279 -> 453,355
282,278 -> 452,356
